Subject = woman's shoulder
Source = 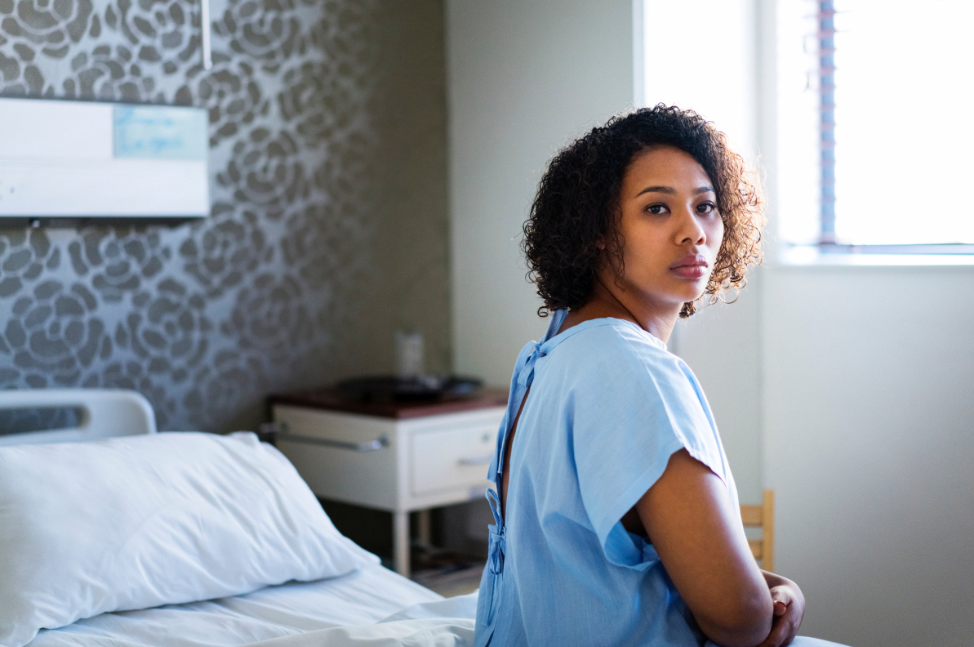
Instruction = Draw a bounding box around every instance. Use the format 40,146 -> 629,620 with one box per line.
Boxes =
544,318 -> 706,405
557,318 -> 680,372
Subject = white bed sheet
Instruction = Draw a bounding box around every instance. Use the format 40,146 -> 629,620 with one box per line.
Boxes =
27,564 -> 475,647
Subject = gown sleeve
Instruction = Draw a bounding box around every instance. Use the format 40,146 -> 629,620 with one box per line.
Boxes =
569,327 -> 730,569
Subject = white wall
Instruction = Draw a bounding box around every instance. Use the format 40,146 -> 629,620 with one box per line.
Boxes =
762,266 -> 974,647
446,0 -> 635,388
673,291 -> 764,505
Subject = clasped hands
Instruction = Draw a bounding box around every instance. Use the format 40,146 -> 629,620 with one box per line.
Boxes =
756,571 -> 805,647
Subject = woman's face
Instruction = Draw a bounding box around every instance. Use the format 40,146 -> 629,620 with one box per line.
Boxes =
605,145 -> 724,315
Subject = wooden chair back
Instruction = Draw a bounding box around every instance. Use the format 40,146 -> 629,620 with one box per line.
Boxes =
740,489 -> 774,572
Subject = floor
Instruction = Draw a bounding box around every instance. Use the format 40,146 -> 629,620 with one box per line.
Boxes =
413,562 -> 483,598
408,544 -> 484,598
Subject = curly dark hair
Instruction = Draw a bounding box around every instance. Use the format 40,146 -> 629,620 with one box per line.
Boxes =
522,104 -> 763,318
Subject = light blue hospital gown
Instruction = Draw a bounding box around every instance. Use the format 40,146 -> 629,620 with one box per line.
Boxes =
474,311 -> 848,647
473,309 -> 744,647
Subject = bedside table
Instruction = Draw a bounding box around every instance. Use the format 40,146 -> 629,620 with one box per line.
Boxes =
268,389 -> 507,577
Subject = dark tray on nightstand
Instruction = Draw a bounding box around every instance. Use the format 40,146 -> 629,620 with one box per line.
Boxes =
267,386 -> 508,420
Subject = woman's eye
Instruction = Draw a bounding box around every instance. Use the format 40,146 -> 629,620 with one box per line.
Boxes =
697,202 -> 716,214
646,203 -> 668,215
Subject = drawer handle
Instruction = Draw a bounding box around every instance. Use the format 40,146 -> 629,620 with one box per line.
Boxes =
457,455 -> 492,466
259,421 -> 389,452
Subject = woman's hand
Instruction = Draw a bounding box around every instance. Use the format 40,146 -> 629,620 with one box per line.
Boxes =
756,571 -> 805,647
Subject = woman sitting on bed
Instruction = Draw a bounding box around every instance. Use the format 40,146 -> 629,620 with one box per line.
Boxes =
474,106 -> 838,647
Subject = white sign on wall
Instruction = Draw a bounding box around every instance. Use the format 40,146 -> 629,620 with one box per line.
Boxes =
0,98 -> 209,219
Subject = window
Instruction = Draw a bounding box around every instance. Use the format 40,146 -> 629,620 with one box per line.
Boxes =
783,0 -> 974,252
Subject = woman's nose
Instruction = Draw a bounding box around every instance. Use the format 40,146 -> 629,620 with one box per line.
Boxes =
676,207 -> 706,245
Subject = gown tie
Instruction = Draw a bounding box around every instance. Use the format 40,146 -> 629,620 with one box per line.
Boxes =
483,311 -> 567,580
475,310 -> 566,645
485,488 -> 505,574
485,337 -> 546,576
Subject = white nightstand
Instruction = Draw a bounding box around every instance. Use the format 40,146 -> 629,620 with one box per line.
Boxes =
269,389 -> 507,577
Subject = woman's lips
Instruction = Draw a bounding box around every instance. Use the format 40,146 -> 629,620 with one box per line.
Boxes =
669,255 -> 709,279
671,265 -> 708,279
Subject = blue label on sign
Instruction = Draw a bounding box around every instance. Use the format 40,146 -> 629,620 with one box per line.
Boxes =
113,106 -> 207,160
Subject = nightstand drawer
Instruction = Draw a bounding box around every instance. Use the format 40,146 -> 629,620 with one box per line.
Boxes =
410,422 -> 497,495
272,405 -> 399,509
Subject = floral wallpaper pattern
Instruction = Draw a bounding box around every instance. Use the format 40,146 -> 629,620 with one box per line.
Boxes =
0,0 -> 450,431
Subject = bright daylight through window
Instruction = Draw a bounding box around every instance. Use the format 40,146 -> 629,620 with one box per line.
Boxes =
784,0 -> 974,251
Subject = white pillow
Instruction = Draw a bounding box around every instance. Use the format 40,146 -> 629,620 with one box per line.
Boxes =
0,431 -> 379,647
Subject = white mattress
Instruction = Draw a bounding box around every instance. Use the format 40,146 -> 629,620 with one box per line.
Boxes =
27,564 -> 475,647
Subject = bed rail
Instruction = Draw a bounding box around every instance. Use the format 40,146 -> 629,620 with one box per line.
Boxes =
0,389 -> 157,446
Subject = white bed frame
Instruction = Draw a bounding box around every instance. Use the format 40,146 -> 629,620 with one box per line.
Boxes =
0,389 -> 156,446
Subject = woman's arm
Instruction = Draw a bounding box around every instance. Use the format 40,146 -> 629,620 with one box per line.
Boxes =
634,449 -> 773,647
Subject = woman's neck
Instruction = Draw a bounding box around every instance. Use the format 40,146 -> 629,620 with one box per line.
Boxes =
558,277 -> 681,343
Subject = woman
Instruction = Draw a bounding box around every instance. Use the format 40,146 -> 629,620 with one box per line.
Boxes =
474,106 -> 843,647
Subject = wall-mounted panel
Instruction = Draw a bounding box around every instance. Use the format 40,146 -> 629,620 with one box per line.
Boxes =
0,98 -> 208,219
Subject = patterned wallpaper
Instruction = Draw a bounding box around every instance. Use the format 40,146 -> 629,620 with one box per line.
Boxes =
0,0 -> 451,431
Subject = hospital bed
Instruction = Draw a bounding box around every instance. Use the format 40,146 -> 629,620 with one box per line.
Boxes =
0,389 -> 477,647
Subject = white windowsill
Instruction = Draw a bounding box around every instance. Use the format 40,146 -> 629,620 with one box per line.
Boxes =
779,245 -> 974,268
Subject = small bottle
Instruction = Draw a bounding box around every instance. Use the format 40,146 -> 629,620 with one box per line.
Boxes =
394,328 -> 424,379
